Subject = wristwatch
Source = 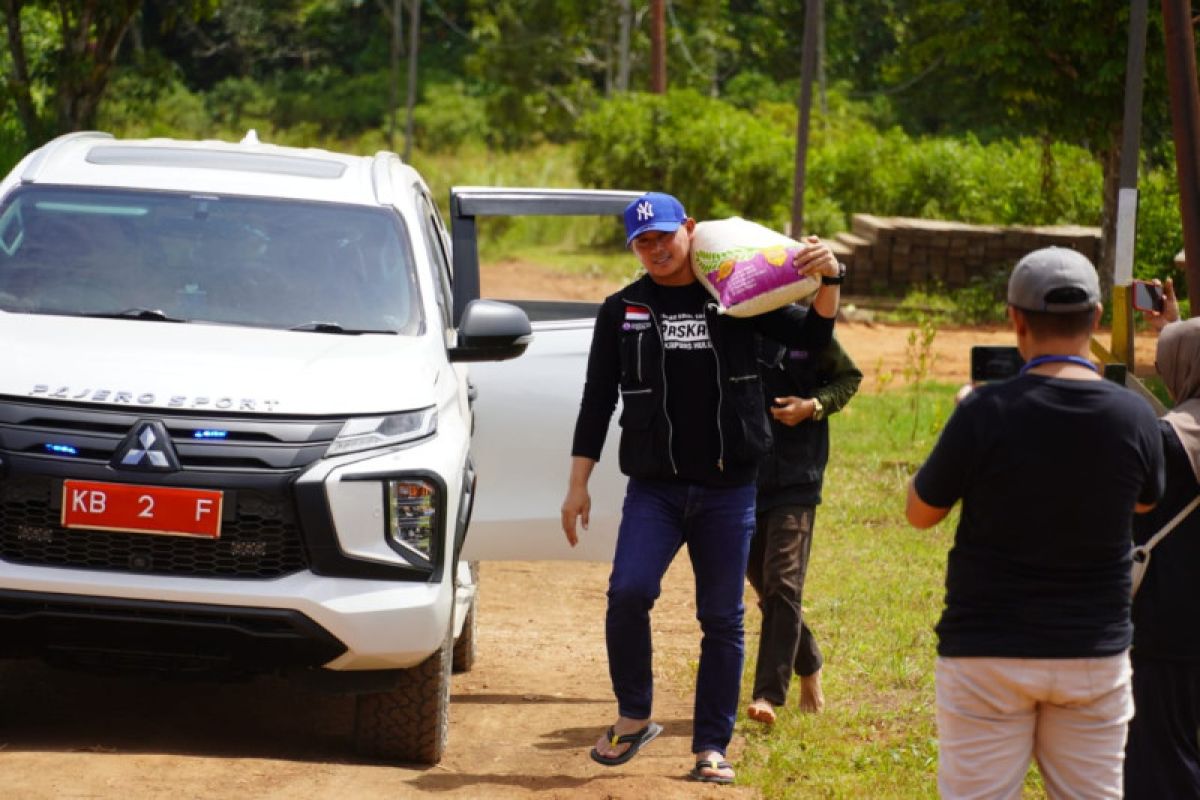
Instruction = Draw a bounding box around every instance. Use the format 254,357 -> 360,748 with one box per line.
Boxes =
811,397 -> 826,421
821,261 -> 847,286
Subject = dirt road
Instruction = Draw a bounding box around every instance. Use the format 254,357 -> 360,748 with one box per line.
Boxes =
0,261 -> 1159,799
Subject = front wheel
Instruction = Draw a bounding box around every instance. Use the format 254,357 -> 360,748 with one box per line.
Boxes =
353,624 -> 451,765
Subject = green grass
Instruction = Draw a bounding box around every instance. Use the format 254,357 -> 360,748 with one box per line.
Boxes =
737,386 -> 1048,798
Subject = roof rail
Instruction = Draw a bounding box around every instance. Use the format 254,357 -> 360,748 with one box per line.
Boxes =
371,151 -> 400,206
20,131 -> 114,183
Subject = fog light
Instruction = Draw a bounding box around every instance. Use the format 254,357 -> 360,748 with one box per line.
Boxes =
386,479 -> 437,561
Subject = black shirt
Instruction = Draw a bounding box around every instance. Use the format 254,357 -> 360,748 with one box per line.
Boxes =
1131,421 -> 1200,660
914,374 -> 1164,658
656,283 -> 722,483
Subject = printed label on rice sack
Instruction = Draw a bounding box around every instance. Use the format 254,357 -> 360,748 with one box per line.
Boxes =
690,217 -> 819,317
704,245 -> 806,308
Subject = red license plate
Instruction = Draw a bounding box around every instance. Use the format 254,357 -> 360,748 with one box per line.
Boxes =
61,480 -> 223,539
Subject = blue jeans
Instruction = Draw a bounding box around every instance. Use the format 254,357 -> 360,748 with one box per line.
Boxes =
605,477 -> 757,756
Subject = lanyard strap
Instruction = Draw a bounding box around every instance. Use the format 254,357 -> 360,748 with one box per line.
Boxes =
1019,355 -> 1099,375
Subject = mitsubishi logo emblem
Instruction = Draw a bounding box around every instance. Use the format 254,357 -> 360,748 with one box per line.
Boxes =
112,420 -> 180,472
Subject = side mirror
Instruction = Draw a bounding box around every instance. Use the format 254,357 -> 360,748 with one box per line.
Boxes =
448,299 -> 532,363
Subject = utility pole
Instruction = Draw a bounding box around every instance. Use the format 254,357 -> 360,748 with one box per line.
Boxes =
791,0 -> 821,237
1162,0 -> 1200,312
1110,0 -> 1148,368
650,0 -> 666,93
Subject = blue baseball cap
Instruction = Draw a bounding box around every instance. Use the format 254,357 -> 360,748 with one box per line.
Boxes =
623,192 -> 687,246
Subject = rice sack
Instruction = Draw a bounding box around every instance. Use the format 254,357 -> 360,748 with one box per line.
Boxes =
691,217 -> 820,317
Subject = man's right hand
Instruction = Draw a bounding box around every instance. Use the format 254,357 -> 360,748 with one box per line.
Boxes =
1143,277 -> 1181,332
561,485 -> 591,547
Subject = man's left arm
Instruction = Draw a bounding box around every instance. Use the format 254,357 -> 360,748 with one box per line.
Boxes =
813,338 -> 863,417
904,399 -> 977,529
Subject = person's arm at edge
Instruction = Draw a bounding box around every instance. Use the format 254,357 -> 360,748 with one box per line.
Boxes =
562,456 -> 596,547
1134,414 -> 1167,515
906,478 -> 952,529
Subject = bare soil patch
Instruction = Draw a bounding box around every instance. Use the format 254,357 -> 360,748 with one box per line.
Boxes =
0,260 -> 1158,799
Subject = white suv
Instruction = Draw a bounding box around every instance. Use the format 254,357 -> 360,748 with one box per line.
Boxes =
0,131 -> 533,764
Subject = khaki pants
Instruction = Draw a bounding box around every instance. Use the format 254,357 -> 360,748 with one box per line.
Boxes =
935,653 -> 1133,800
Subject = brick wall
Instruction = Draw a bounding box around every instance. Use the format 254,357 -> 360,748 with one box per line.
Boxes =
829,214 -> 1102,296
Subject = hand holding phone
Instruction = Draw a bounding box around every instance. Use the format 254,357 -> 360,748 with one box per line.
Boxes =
1132,279 -> 1165,313
970,345 -> 1025,383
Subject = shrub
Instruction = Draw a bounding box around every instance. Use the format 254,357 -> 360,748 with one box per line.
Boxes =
97,67 -> 212,139
722,71 -> 797,110
576,90 -> 793,230
274,67 -> 389,136
411,84 -> 488,153
806,128 -> 1104,229
1134,166 -> 1185,293
205,77 -> 275,132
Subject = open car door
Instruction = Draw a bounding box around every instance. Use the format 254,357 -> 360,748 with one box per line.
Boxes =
452,187 -> 641,562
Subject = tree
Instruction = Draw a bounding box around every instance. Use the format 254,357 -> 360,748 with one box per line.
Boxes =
4,0 -> 143,144
880,1 -> 1171,281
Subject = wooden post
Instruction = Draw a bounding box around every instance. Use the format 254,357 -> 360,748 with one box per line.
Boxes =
650,0 -> 666,93
1162,0 -> 1200,315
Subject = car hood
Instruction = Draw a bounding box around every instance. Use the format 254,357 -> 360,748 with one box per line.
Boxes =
1,313 -> 439,416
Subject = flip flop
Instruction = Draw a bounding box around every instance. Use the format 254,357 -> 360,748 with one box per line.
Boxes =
588,721 -> 663,766
688,757 -> 736,785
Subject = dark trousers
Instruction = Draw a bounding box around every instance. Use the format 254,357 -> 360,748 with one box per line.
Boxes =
1125,655 -> 1200,799
605,477 -> 756,756
746,504 -> 823,706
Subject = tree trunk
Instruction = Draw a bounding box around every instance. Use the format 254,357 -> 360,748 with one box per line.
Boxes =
53,1 -> 141,133
616,0 -> 632,92
1098,131 -> 1122,302
4,0 -> 41,146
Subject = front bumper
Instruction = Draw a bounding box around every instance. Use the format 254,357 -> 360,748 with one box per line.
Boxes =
0,563 -> 455,672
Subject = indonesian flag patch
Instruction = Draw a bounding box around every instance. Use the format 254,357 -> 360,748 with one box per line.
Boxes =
625,306 -> 650,323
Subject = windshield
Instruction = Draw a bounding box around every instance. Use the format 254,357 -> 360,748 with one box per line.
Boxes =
0,186 -> 423,334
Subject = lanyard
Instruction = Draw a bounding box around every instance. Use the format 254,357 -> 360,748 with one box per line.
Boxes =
1019,354 -> 1099,375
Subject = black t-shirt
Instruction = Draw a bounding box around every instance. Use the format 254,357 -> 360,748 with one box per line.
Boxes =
914,374 -> 1164,658
655,282 -> 723,484
1132,421 -> 1200,660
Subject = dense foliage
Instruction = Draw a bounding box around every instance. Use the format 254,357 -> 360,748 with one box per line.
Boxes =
0,0 -> 1190,291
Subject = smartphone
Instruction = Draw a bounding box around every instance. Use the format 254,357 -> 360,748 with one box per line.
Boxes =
1132,279 -> 1164,313
970,345 -> 1025,383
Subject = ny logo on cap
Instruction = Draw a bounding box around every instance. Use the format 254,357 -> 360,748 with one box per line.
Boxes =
636,201 -> 654,221
112,420 -> 180,472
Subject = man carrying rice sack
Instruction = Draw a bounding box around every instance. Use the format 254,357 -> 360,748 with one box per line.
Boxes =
560,191 -> 845,785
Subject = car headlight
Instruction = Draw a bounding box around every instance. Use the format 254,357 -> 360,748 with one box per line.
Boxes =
386,478 -> 438,561
326,408 -> 436,457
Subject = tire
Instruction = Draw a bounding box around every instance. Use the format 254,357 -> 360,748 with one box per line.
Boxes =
353,623 -> 452,765
452,561 -> 479,673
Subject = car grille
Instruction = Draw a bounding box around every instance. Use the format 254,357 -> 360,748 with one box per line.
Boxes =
0,475 -> 304,578
0,401 -> 345,579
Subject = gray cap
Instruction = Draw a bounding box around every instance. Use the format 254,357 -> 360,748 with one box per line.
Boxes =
1007,246 -> 1101,312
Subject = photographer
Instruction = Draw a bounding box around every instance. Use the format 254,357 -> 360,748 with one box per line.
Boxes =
906,247 -> 1164,799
